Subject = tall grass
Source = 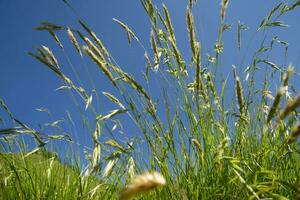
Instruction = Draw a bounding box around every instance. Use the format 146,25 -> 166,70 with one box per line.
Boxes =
1,0 -> 300,199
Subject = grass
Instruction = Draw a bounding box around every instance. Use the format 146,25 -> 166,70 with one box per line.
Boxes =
1,0 -> 300,199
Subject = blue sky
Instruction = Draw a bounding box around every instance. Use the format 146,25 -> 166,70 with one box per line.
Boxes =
1,0 -> 300,156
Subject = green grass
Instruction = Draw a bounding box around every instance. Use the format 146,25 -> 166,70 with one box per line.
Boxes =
1,0 -> 300,199
0,150 -> 101,199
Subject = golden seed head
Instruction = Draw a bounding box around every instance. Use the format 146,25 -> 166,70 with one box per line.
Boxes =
119,171 -> 166,200
67,27 -> 82,56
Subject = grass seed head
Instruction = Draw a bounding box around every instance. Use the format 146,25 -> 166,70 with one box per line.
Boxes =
279,92 -> 300,120
41,45 -> 59,68
267,86 -> 286,123
103,159 -> 117,178
67,27 -> 82,56
84,37 -> 105,63
283,64 -> 294,87
119,171 -> 166,200
287,122 -> 300,144
82,45 -> 116,86
220,0 -> 229,21
191,138 -> 202,151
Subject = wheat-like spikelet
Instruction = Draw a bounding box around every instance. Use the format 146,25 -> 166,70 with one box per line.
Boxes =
233,66 -> 244,115
103,159 -> 117,178
279,92 -> 300,120
82,45 -> 116,87
236,77 -> 244,115
91,123 -> 101,168
220,0 -> 229,22
47,156 -> 56,180
192,138 -> 201,151
195,42 -> 206,100
163,4 -> 176,42
144,52 -> 153,70
267,86 -> 286,123
67,27 -> 82,56
287,122 -> 300,144
216,137 -> 229,161
84,37 -> 105,63
150,29 -> 160,70
169,36 -> 184,71
49,30 -> 64,49
41,45 -> 59,68
79,20 -> 111,60
206,73 -> 220,107
119,171 -> 166,200
283,64 -> 294,87
126,157 -> 135,180
36,48 -> 53,67
186,8 -> 197,61
189,0 -> 197,9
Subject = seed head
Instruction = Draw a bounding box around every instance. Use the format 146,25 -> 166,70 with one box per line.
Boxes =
119,171 -> 166,200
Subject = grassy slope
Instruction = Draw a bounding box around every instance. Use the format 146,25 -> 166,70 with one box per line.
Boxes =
0,151 -> 106,199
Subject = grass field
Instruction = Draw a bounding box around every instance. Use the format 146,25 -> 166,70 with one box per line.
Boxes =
1,0 -> 300,199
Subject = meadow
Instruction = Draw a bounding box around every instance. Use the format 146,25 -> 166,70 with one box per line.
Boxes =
1,0 -> 300,199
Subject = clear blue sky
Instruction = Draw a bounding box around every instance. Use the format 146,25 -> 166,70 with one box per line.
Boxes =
1,0 -> 300,155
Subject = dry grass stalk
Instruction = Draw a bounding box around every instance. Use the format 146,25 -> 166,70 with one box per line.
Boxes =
119,171 -> 166,200
279,92 -> 300,120
287,122 -> 300,144
67,27 -> 82,56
